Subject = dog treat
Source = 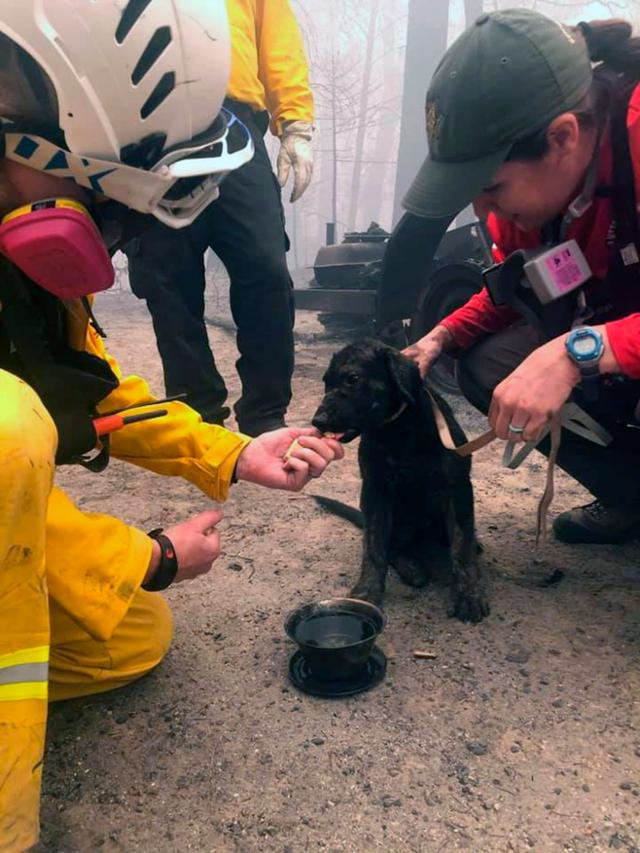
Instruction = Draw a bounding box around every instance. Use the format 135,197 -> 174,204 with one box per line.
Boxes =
284,432 -> 341,463
283,438 -> 301,462
413,650 -> 437,660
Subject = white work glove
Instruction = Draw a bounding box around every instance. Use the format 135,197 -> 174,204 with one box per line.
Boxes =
276,120 -> 314,203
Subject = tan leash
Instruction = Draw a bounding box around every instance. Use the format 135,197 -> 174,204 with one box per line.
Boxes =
426,393 -> 496,457
426,390 -> 611,545
535,415 -> 562,545
301,388 -> 610,546
426,388 -> 558,543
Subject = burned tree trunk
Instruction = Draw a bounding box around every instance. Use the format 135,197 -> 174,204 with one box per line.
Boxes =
347,0 -> 380,231
455,0 -> 484,226
363,1 -> 399,226
392,0 -> 449,224
464,0 -> 483,24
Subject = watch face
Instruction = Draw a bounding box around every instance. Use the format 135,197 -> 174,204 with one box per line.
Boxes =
567,328 -> 603,365
573,336 -> 596,357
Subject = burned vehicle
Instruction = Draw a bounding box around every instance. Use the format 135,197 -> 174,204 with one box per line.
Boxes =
294,215 -> 493,395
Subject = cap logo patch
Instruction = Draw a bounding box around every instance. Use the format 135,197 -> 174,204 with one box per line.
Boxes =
426,99 -> 443,144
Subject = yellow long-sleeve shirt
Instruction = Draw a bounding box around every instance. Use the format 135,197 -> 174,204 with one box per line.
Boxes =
226,0 -> 314,134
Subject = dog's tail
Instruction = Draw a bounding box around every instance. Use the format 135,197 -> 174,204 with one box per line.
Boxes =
311,495 -> 364,528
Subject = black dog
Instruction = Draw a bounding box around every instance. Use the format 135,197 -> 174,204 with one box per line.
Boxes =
311,338 -> 489,623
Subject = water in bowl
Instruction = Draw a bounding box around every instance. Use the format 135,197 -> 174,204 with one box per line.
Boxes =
294,612 -> 375,649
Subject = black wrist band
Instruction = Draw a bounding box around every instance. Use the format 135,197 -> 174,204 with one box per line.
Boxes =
142,528 -> 178,591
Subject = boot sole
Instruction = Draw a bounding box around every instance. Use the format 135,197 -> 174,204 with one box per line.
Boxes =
553,518 -> 640,545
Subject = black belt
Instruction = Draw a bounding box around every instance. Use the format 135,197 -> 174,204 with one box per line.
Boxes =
223,97 -> 269,135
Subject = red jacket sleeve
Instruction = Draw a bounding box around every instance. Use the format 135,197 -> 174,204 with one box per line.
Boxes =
609,88 -> 640,378
441,288 -> 520,350
606,313 -> 640,378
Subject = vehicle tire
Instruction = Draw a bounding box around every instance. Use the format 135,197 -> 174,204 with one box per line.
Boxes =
409,262 -> 484,396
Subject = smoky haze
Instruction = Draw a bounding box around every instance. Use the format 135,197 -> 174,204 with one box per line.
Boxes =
278,0 -> 638,276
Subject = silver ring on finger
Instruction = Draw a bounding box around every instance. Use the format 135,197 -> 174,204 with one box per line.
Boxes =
508,423 -> 526,434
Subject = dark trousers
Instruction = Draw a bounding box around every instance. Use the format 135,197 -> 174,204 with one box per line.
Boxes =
457,324 -> 640,506
124,101 -> 294,435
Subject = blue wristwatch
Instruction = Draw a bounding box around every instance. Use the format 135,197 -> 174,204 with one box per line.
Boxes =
565,326 -> 604,400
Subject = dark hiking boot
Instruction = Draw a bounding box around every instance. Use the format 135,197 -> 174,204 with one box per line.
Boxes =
553,499 -> 640,544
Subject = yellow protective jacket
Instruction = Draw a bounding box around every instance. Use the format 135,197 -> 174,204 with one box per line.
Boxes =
69,300 -> 250,503
46,298 -> 251,641
226,0 -> 314,135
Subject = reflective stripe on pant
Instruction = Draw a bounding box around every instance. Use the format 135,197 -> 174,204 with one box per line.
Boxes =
0,596 -> 173,853
0,371 -> 55,853
0,647 -> 49,700
0,371 -> 174,851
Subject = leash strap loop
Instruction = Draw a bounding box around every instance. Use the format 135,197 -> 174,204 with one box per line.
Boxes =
426,389 -> 613,545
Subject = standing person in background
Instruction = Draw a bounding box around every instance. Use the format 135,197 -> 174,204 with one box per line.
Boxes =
125,0 -> 314,437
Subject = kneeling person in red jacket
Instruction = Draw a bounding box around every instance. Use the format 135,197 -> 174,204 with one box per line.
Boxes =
403,10 -> 640,545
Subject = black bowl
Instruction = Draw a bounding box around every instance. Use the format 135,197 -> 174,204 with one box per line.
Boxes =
284,598 -> 385,682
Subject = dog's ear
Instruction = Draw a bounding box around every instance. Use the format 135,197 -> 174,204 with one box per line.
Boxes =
385,349 -> 419,405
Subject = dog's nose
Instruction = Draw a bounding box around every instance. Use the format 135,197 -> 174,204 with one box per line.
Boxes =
312,409 -> 330,433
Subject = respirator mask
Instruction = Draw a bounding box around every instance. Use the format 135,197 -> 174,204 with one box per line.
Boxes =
0,197 -> 113,299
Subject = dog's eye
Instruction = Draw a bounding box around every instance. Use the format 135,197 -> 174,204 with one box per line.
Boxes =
344,372 -> 360,387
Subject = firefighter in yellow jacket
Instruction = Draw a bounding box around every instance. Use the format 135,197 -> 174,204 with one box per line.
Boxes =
0,5 -> 341,851
125,0 -> 315,436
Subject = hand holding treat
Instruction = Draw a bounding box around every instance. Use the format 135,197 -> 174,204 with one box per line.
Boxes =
235,427 -> 344,492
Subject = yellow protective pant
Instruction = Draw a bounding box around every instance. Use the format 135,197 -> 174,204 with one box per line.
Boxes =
0,371 -> 173,853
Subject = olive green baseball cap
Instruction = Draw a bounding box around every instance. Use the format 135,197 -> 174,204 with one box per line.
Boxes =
403,9 -> 593,219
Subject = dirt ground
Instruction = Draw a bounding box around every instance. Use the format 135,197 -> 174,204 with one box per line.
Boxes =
40,291 -> 639,853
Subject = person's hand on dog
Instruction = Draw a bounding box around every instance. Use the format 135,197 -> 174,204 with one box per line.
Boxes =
235,427 -> 344,492
402,325 -> 453,378
489,337 -> 580,442
145,509 -> 223,585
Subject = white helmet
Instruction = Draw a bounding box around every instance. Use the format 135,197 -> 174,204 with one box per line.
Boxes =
0,0 -> 254,227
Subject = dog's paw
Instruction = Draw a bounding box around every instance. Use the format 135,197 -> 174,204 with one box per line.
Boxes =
350,582 -> 384,606
448,591 -> 490,624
